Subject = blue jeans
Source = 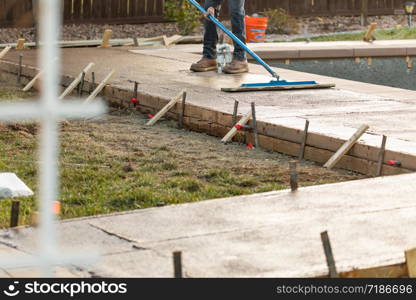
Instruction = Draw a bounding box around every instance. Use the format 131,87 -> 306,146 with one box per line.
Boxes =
203,0 -> 246,61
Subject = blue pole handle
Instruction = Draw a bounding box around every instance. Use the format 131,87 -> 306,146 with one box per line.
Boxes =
187,0 -> 280,80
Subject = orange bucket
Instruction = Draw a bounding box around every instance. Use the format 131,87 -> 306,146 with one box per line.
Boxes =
245,16 -> 268,43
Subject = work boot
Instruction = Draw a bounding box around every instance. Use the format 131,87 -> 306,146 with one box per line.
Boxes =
190,57 -> 217,72
223,59 -> 249,74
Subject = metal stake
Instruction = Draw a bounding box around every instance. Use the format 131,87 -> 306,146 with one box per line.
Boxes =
10,200 -> 20,228
321,231 -> 339,278
298,120 -> 310,160
89,72 -> 95,94
289,161 -> 298,192
232,100 -> 239,125
251,102 -> 259,148
78,71 -> 85,97
17,55 -> 23,84
376,135 -> 387,177
133,37 -> 139,47
178,91 -> 187,129
133,81 -> 138,99
173,251 -> 183,278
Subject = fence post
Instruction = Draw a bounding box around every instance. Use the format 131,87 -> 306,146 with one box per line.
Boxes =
361,0 -> 368,26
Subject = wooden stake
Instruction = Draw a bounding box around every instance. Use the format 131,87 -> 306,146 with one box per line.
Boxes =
10,200 -> 20,228
84,70 -> 116,104
363,22 -> 377,42
251,102 -> 259,148
355,57 -> 361,64
164,35 -> 183,47
17,54 -> 23,84
22,58 -> 58,92
290,161 -> 298,192
321,231 -> 339,278
232,100 -> 239,125
16,38 -> 26,50
59,62 -> 95,99
146,89 -> 185,126
367,57 -> 373,66
23,70 -> 43,91
376,135 -> 387,177
78,71 -> 86,96
173,251 -> 183,278
101,29 -> 113,48
324,124 -> 369,169
178,91 -> 187,129
0,46 -> 11,60
298,120 -> 309,160
221,111 -> 252,143
405,248 -> 416,278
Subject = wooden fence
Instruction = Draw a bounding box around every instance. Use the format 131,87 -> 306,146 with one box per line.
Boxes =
0,0 -> 409,28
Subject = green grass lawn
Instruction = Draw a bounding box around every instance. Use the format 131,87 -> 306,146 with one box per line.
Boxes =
289,27 -> 416,42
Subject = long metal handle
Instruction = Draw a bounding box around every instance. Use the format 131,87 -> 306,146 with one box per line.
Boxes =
187,0 -> 279,79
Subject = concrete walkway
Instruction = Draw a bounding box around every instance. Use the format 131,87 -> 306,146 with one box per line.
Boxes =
1,173 -> 416,277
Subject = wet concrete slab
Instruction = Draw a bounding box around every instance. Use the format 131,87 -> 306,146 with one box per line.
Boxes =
1,173 -> 416,277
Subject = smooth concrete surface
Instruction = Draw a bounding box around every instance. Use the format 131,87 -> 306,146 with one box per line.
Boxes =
1,173 -> 416,277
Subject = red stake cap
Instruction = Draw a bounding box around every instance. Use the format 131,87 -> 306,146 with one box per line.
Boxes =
147,114 -> 154,119
246,144 -> 254,150
235,124 -> 243,131
388,160 -> 401,166
130,97 -> 138,103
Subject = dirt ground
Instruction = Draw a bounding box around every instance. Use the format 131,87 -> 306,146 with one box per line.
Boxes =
0,77 -> 366,227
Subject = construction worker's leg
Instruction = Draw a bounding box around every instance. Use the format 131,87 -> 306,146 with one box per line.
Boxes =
202,0 -> 223,59
228,0 -> 246,61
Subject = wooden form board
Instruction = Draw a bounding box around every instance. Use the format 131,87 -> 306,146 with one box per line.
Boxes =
84,70 -> 115,104
406,248 -> 416,278
0,36 -> 200,49
146,90 -> 186,126
222,83 -> 335,93
221,111 -> 252,143
59,62 -> 95,100
0,46 -> 11,60
324,124 -> 370,169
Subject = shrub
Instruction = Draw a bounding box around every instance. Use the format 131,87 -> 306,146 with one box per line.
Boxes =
263,8 -> 299,35
164,0 -> 201,35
